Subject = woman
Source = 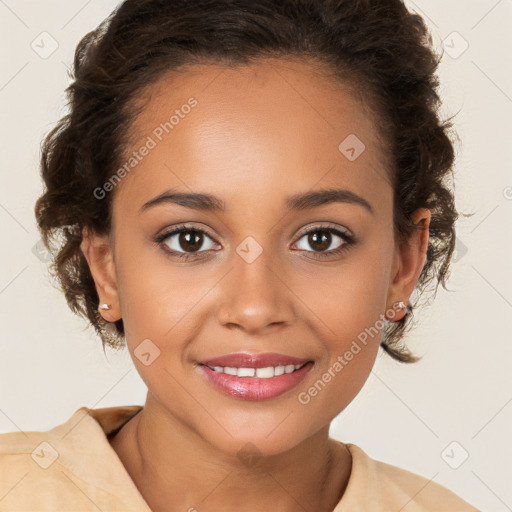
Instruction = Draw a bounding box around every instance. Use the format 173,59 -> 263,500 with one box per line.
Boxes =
0,0 -> 480,510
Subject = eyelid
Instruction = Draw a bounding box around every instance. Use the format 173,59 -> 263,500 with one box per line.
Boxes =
157,222 -> 352,243
294,222 -> 353,241
156,224 -> 219,244
157,222 -> 211,234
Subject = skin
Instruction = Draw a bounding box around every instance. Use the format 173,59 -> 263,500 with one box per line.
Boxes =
80,58 -> 430,512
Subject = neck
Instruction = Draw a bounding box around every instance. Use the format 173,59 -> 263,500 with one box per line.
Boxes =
109,392 -> 352,512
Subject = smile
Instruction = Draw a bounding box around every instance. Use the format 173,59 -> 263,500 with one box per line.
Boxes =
198,361 -> 314,401
205,362 -> 308,378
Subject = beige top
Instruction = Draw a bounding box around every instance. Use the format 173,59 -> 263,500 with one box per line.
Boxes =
0,405 -> 480,511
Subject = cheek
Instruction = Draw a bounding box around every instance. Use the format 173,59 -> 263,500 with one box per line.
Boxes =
118,264 -> 202,343
293,269 -> 388,423
115,236 -> 218,363
294,244 -> 393,340
293,240 -> 392,386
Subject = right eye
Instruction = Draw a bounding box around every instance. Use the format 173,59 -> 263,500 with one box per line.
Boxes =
155,225 -> 220,260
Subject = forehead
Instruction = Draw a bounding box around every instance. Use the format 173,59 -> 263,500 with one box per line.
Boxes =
114,58 -> 391,214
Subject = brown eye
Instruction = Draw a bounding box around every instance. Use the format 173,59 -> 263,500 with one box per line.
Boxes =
292,225 -> 356,260
306,231 -> 331,252
295,228 -> 347,253
157,225 -> 219,258
177,231 -> 204,252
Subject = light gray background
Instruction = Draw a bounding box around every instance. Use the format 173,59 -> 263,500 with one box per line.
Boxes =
1,1 -> 511,510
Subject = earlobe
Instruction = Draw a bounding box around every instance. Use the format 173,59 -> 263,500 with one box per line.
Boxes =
80,226 -> 121,322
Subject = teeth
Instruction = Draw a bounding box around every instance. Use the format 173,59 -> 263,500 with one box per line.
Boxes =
237,367 -> 255,377
274,365 -> 285,376
208,363 -> 306,378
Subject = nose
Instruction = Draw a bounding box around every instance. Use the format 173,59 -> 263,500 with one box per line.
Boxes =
216,247 -> 296,334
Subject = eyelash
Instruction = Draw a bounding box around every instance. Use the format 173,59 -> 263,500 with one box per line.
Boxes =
154,223 -> 356,261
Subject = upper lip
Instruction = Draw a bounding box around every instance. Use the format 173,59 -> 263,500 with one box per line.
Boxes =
199,352 -> 312,369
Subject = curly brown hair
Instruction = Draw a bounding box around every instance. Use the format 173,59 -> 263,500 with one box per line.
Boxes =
34,0 -> 461,363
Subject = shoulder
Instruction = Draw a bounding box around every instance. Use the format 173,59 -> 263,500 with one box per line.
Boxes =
335,443 -> 481,512
0,407 -> 96,506
0,405 -> 148,511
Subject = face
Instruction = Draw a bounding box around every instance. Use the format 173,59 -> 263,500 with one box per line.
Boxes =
82,58 -> 429,457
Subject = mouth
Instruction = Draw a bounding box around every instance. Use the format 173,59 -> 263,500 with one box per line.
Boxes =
197,353 -> 314,401
200,361 -> 310,378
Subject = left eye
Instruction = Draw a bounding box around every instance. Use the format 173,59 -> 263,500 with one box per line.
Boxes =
294,227 -> 349,253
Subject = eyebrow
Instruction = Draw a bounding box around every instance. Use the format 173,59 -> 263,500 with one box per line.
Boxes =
139,188 -> 374,215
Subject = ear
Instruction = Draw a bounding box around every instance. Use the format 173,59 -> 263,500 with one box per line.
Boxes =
386,208 -> 431,320
80,226 -> 121,322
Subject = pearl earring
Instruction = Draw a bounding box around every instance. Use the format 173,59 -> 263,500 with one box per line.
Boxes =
98,304 -> 112,311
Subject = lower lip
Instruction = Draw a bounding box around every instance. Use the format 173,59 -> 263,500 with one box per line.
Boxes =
199,362 -> 313,401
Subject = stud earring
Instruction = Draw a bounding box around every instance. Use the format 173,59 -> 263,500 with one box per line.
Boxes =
98,304 -> 112,311
385,301 -> 408,322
